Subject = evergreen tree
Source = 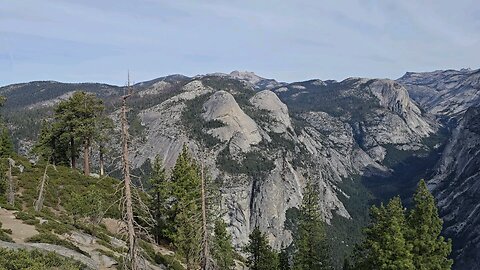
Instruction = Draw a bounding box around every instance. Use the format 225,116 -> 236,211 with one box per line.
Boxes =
34,121 -> 70,165
244,227 -> 278,270
407,180 -> 452,270
52,94 -> 81,168
148,155 -> 168,244
353,197 -> 414,270
293,181 -> 331,270
69,92 -> 104,175
212,219 -> 235,270
95,115 -> 114,176
279,247 -> 290,270
35,91 -> 105,174
170,145 -> 202,269
0,127 -> 14,158
342,258 -> 352,270
0,95 -> 12,158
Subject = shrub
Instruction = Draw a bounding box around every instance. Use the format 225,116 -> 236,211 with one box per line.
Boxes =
15,211 -> 39,225
36,220 -> 73,235
0,248 -> 85,269
26,233 -> 89,257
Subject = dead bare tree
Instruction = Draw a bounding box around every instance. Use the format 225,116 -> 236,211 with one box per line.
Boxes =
120,74 -> 139,270
34,163 -> 57,212
7,158 -> 14,206
200,160 -> 210,270
5,158 -> 24,207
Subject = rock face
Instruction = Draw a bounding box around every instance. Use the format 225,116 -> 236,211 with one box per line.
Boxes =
202,90 -> 262,152
274,78 -> 435,161
229,71 -> 284,90
123,74 -> 436,250
249,90 -> 293,133
428,107 -> 480,269
398,68 -> 480,119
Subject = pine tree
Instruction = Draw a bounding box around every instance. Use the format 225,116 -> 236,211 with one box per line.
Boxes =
0,96 -> 11,157
244,227 -> 278,270
353,197 -> 414,270
279,247 -> 290,270
148,155 -> 168,244
293,180 -> 331,270
53,94 -> 81,169
212,219 -> 235,270
34,121 -> 70,166
170,145 -> 202,269
95,115 -> 114,176
69,91 -> 105,175
0,127 -> 14,158
342,258 -> 352,270
36,91 -> 105,174
407,180 -> 452,270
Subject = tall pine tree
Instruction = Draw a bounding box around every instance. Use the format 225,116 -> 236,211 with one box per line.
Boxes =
353,197 -> 414,270
34,121 -> 70,165
244,227 -> 278,270
148,155 -> 168,244
0,127 -> 14,158
407,180 -> 452,269
278,246 -> 290,270
0,96 -> 13,158
70,91 -> 105,175
35,91 -> 105,174
170,145 -> 202,270
212,219 -> 235,270
293,180 -> 331,270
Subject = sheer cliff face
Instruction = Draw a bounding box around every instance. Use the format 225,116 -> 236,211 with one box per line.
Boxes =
128,74 -> 435,248
428,107 -> 480,269
398,68 -> 480,119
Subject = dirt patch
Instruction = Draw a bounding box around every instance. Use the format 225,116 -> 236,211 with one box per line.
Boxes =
0,208 -> 39,243
103,218 -> 126,236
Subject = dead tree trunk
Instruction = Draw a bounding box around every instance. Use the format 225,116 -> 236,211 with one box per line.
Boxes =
70,136 -> 76,169
35,164 -> 56,212
121,79 -> 138,270
7,158 -> 14,206
99,146 -> 105,176
83,139 -> 90,176
200,161 -> 210,270
34,165 -> 48,212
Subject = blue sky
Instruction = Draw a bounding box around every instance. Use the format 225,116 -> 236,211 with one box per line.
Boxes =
1,0 -> 479,86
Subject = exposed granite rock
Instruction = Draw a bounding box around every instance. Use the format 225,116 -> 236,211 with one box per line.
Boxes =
427,107 -> 480,269
249,90 -> 293,133
202,91 -> 262,152
398,68 -> 480,119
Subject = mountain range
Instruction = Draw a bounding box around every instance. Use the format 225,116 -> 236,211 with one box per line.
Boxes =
1,68 -> 479,269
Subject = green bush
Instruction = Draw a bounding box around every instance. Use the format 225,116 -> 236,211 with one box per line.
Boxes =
0,221 -> 13,242
26,233 -> 89,257
155,253 -> 185,270
0,247 -> 85,269
14,211 -> 39,225
14,211 -> 36,221
36,220 -> 73,235
0,231 -> 13,242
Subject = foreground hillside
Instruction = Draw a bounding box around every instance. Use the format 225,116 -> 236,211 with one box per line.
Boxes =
0,156 -> 181,269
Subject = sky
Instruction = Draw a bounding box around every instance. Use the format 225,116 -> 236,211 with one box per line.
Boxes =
1,0 -> 479,86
